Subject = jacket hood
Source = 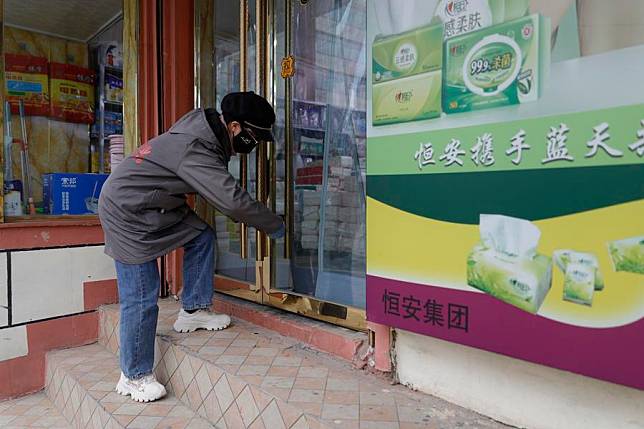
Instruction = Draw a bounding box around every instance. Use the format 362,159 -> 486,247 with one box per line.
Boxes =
168,108 -> 232,161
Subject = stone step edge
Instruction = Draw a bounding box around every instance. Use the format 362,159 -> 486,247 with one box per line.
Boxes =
44,348 -> 132,429
212,293 -> 369,366
44,344 -> 219,429
45,346 -> 328,429
156,335 -> 331,428
99,295 -> 369,367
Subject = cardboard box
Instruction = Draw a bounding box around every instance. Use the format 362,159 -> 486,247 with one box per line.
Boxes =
326,192 -> 344,206
342,192 -> 362,208
339,207 -> 361,223
43,173 -> 109,215
330,167 -> 352,177
330,156 -> 353,168
300,220 -> 319,233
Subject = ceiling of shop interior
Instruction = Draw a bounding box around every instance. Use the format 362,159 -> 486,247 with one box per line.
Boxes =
4,0 -> 122,42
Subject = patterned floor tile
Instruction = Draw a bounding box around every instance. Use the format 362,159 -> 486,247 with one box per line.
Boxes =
0,393 -> 72,428
22,301 -> 511,429
38,343 -> 215,429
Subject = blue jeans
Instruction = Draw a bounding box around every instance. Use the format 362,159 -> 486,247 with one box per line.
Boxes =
115,227 -> 216,379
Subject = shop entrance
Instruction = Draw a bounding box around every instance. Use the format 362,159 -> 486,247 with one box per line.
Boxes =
194,0 -> 367,330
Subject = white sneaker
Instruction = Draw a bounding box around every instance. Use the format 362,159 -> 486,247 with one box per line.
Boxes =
116,372 -> 167,402
173,308 -> 231,333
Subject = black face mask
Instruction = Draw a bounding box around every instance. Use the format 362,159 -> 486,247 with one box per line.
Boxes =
232,128 -> 259,154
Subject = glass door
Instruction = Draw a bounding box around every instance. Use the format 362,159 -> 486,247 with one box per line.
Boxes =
265,0 -> 367,330
195,0 -> 264,302
195,0 -> 367,330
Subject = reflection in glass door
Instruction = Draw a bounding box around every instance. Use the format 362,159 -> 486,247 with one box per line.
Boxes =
271,0 -> 367,314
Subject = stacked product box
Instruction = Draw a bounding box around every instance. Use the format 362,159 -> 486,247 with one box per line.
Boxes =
215,215 -> 230,252
295,162 -> 323,251
228,218 -> 241,253
294,156 -> 365,255
43,173 -> 109,215
275,181 -> 285,215
357,138 -> 366,170
324,156 -> 364,255
295,165 -> 324,186
327,159 -> 352,192
298,189 -> 321,251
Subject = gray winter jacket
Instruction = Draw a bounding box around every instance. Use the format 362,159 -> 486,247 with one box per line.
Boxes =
98,108 -> 283,264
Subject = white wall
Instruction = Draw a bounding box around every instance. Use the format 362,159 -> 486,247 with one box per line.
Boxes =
0,253 -> 7,327
11,246 -> 115,324
0,326 -> 27,361
395,329 -> 644,429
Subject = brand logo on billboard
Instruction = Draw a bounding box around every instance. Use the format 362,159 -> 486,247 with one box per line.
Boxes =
450,44 -> 466,57
445,0 -> 469,17
395,90 -> 413,104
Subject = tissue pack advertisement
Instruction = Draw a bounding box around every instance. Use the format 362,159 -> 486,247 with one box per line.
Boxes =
366,0 -> 644,390
372,23 -> 443,125
442,13 -> 550,114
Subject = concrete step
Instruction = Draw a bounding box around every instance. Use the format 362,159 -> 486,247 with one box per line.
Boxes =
96,299 -> 508,429
99,303 -> 333,429
211,293 -> 368,365
44,344 -> 211,429
0,391 -> 71,428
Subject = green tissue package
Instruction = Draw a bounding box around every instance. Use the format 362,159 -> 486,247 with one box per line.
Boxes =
372,24 -> 443,125
563,263 -> 595,306
608,236 -> 644,274
466,215 -> 552,314
553,250 -> 604,291
443,13 -> 550,114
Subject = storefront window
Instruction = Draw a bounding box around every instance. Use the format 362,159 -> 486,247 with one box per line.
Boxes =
1,0 -> 124,220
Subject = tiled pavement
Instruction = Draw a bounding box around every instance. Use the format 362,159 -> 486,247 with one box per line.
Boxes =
0,392 -> 70,428
94,299 -> 508,429
2,298 -> 510,428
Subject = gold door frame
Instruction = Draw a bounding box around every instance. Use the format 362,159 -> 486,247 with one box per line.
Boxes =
194,0 -> 366,331
194,0 -> 263,304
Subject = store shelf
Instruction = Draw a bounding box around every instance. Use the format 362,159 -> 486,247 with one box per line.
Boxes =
294,125 -> 326,132
104,65 -> 123,74
91,43 -> 124,174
